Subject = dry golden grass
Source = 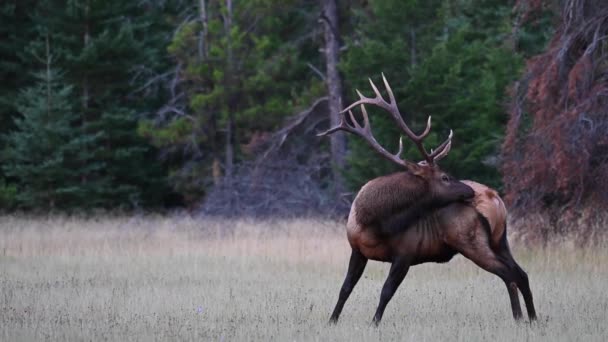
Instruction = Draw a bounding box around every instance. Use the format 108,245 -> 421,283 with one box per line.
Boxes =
1,215 -> 607,341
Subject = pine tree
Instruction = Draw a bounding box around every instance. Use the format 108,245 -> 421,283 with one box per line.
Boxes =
0,0 -> 37,206
0,0 -> 36,137
2,42 -> 97,209
17,0 -> 170,209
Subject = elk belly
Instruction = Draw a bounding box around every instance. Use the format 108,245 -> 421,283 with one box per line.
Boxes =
392,217 -> 457,265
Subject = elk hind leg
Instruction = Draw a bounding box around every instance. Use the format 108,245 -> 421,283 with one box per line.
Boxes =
450,231 -> 523,320
496,235 -> 537,320
371,256 -> 410,326
512,262 -> 536,321
329,249 -> 368,324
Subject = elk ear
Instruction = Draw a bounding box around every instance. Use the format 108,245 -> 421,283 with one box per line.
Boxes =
406,162 -> 427,177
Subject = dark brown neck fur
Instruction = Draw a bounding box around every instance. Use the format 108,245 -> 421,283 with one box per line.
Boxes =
354,172 -> 434,232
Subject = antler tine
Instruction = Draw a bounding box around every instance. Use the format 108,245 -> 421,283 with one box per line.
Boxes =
359,104 -> 371,133
396,136 -> 404,159
432,140 -> 452,162
348,110 -> 361,129
381,72 -> 397,106
428,130 -> 453,161
316,121 -> 350,137
317,113 -> 356,137
341,89 -> 384,114
420,116 -> 432,139
369,78 -> 384,101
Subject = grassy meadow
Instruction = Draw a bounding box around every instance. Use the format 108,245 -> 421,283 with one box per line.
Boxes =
1,215 -> 607,341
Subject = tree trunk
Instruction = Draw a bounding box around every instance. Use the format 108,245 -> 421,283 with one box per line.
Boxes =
321,0 -> 346,195
199,0 -> 221,184
225,118 -> 234,180
224,0 -> 234,181
45,34 -> 51,118
198,0 -> 209,59
81,0 -> 91,187
410,28 -> 417,66
83,0 -> 90,111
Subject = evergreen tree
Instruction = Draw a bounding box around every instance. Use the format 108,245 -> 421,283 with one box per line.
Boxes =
0,0 -> 36,138
17,0 -> 170,208
2,50 -> 98,209
0,0 -> 36,207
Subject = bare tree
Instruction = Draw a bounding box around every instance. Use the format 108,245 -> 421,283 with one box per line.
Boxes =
199,97 -> 348,217
321,0 -> 346,195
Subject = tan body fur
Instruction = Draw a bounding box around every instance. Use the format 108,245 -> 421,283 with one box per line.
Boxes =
346,178 -> 506,263
461,180 -> 507,249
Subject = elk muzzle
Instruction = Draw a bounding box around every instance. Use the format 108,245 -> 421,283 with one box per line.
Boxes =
458,182 -> 475,201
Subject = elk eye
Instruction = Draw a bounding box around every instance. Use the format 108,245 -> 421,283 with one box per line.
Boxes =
441,175 -> 449,182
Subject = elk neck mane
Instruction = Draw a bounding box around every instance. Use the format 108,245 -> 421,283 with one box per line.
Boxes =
354,171 -> 433,230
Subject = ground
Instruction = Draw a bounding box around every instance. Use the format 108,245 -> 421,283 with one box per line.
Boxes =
1,215 -> 607,341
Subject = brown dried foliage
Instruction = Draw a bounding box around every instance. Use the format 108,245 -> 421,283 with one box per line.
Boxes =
503,0 -> 608,236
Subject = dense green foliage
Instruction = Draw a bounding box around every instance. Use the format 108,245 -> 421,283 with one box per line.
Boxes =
342,0 -> 523,190
0,0 -> 554,211
1,0 -> 171,210
0,1 -> 36,183
139,0 -> 324,201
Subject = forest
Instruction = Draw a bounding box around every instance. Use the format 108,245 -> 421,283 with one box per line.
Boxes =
3,2 -> 608,339
1,0 -> 606,240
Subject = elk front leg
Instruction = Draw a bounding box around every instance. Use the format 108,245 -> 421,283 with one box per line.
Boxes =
372,256 -> 411,326
329,249 -> 368,324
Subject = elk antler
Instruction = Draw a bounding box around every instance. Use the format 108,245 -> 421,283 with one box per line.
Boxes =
318,104 -> 409,168
318,73 -> 453,167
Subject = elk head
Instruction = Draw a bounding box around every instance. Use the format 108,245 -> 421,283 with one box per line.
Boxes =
318,73 -> 474,205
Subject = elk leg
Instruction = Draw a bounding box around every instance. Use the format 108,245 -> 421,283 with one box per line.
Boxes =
497,246 -> 537,321
452,241 -> 524,320
329,249 -> 368,324
505,281 -> 523,320
371,256 -> 410,326
512,263 -> 536,321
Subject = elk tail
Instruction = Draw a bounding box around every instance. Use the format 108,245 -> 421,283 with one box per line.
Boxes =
497,221 -> 512,254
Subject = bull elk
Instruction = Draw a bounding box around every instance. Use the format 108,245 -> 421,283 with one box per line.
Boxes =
319,74 -> 537,325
